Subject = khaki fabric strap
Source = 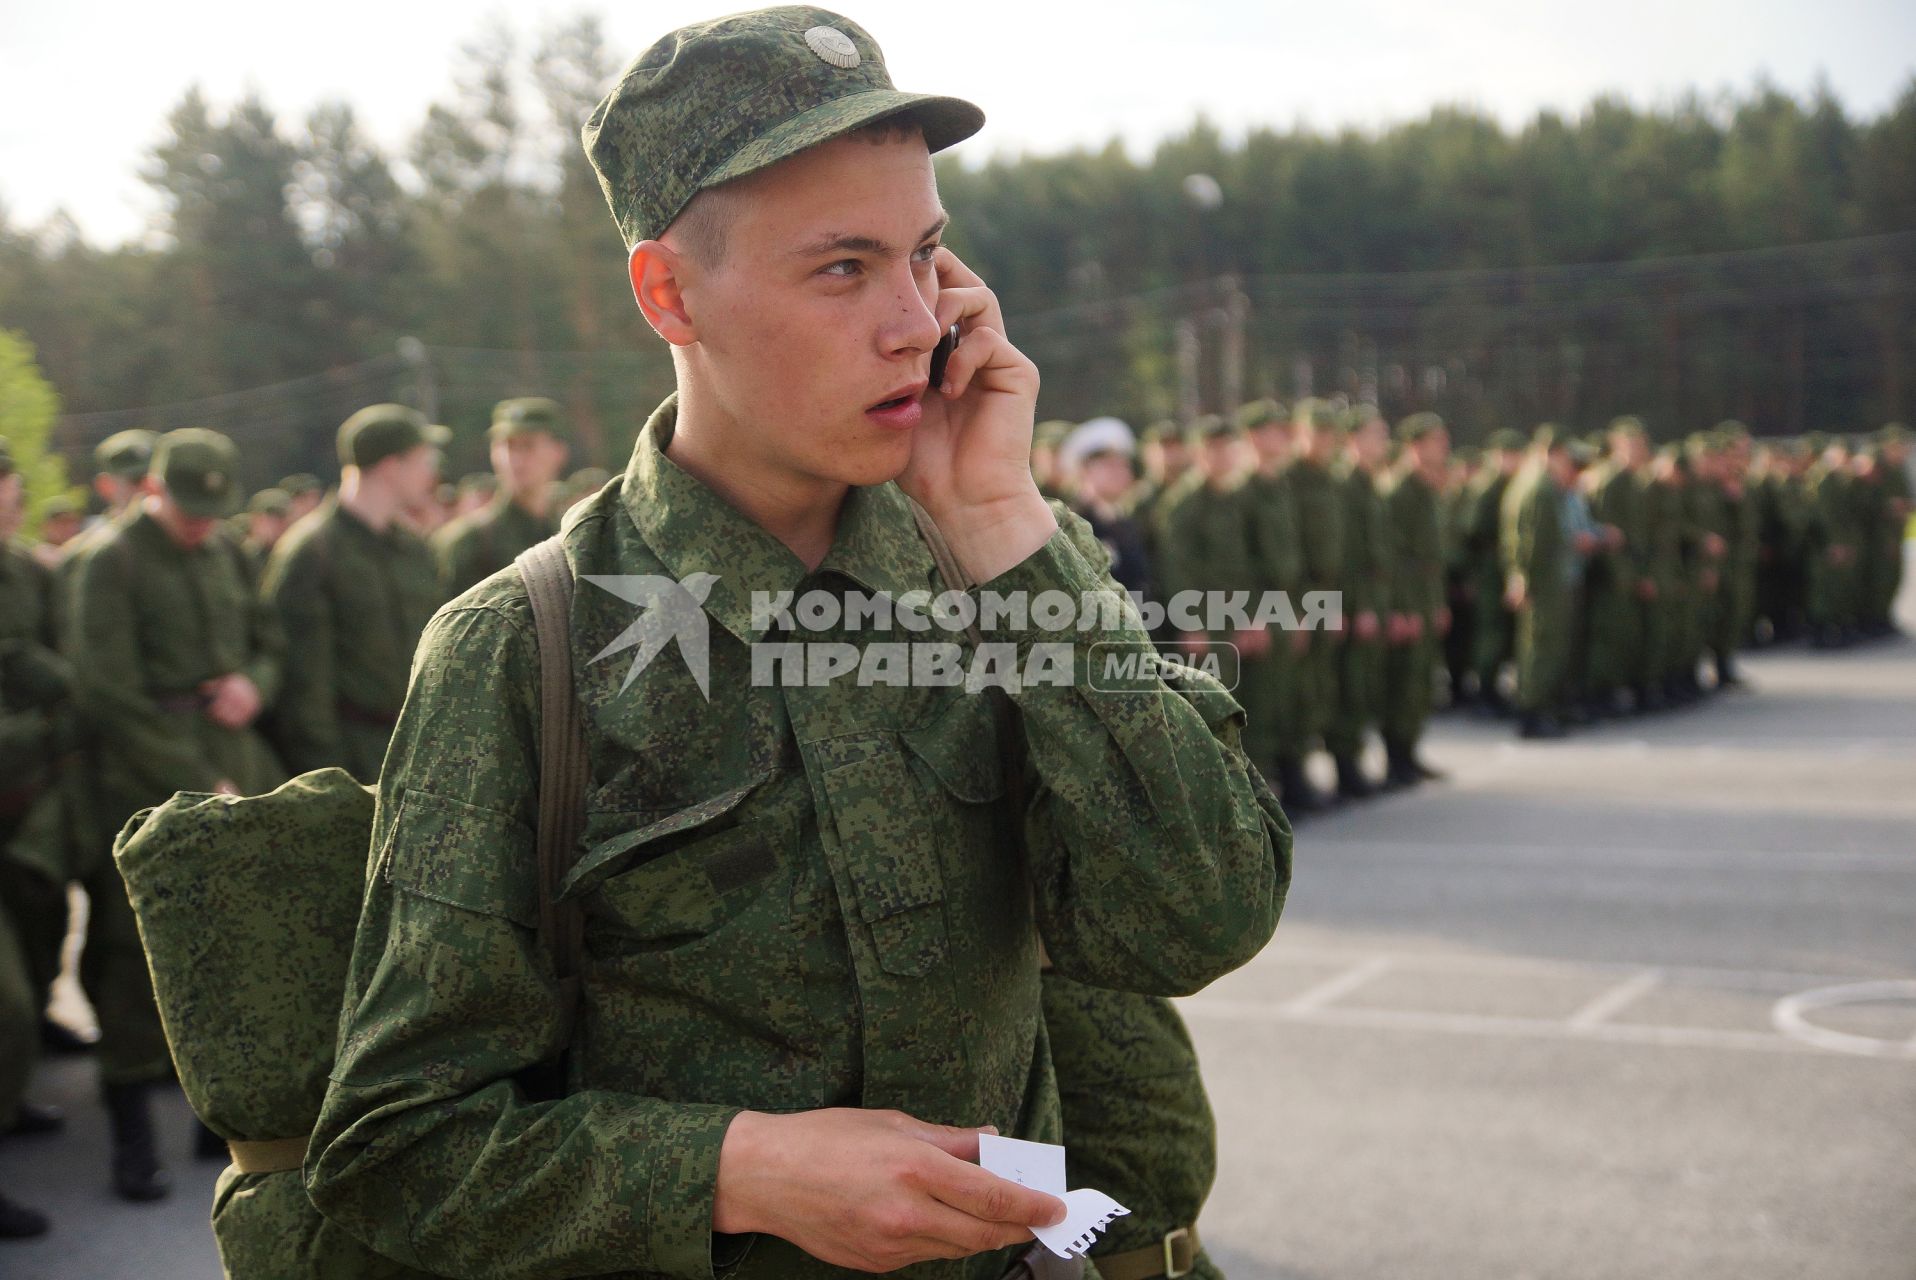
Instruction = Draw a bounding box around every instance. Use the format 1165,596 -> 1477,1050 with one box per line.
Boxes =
516,536 -> 591,1044
227,1136 -> 309,1174
1092,1227 -> 1200,1280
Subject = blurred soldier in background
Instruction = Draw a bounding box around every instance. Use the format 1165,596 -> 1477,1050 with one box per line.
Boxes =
1752,440 -> 1809,644
1866,424 -> 1911,634
1710,424 -> 1760,687
1323,407 -> 1388,799
1804,436 -> 1859,648
1161,416 -> 1256,706
431,397 -> 570,596
1585,417 -> 1655,714
1503,428 -> 1579,738
1381,412 -> 1449,785
65,428 -> 286,1201
1238,400 -> 1306,794
279,473 -> 324,524
1642,446 -> 1694,705
1030,418 -> 1071,500
1458,429 -> 1524,713
263,405 -> 450,781
238,487 -> 291,570
1279,399 -> 1346,811
453,472 -> 495,519
29,496 -> 82,569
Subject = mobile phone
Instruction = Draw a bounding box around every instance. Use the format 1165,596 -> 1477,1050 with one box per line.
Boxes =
930,323 -> 961,387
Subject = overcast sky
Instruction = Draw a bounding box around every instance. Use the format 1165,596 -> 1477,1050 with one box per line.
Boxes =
5,0 -> 1913,246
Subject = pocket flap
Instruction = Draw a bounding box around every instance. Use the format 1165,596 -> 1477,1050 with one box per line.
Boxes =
557,779 -> 762,902
381,788 -> 537,928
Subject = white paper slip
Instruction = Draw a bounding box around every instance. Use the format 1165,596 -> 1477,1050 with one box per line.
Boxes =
977,1134 -> 1131,1260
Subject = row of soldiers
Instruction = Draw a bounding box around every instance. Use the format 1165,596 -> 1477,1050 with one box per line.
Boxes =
0,398 -> 589,1236
1029,405 -> 1911,798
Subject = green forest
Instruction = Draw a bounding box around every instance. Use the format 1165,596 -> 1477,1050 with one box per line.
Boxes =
2,15 -> 1912,488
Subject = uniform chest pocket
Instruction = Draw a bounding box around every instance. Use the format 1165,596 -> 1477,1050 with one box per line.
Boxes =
559,782 -> 771,954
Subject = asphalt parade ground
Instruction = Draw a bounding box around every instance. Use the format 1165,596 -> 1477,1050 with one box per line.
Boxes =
5,583 -> 1913,1279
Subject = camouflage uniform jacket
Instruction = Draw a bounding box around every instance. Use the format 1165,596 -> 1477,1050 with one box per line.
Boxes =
432,491 -> 559,597
1381,467 -> 1445,620
308,396 -> 1289,1280
263,498 -> 447,780
1335,464 -> 1391,619
65,510 -> 286,831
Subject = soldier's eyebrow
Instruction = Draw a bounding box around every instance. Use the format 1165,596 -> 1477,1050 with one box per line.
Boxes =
793,214 -> 949,259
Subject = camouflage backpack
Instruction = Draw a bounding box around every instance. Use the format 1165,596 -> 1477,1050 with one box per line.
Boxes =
113,538 -> 586,1280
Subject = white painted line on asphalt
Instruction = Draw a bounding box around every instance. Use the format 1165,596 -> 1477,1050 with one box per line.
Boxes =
1183,997 -> 1841,1058
1257,945 -> 1880,993
1298,838 -> 1916,875
1770,980 -> 1916,1060
1279,955 -> 1393,1014
1565,969 -> 1663,1029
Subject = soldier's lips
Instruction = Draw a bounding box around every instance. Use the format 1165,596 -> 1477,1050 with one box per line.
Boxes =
866,383 -> 927,430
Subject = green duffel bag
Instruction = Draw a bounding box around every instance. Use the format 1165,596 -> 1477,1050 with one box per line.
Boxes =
114,768 -> 434,1280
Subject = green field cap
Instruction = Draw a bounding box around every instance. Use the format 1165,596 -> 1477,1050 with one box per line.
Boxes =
95,429 -> 158,480
490,397 -> 570,443
337,403 -> 451,469
153,429 -> 243,519
583,6 -> 985,249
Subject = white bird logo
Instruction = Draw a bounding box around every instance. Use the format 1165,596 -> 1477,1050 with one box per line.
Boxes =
582,572 -> 720,699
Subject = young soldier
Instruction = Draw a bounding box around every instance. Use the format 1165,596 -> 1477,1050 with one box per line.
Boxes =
431,398 -> 571,595
67,428 -> 286,1200
309,10 -> 1286,1279
264,405 -> 450,781
1379,413 -> 1450,785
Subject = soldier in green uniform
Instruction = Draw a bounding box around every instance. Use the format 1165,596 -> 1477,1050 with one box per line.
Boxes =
1031,419 -> 1071,502
1134,422 -> 1201,647
280,473 -> 324,525
1584,418 -> 1655,713
1237,400 -> 1307,795
263,405 -> 451,782
1639,447 -> 1692,704
1322,408 -> 1388,799
1804,437 -> 1861,647
308,12 -> 1286,1279
431,398 -> 571,596
1502,428 -> 1581,738
1867,425 -> 1911,633
240,487 -> 292,569
1272,399 -> 1345,811
1708,425 -> 1760,686
1161,416 -> 1257,705
0,440 -> 82,1052
1752,441 -> 1809,644
67,428 -> 287,1201
1380,413 -> 1449,784
1456,430 -> 1523,713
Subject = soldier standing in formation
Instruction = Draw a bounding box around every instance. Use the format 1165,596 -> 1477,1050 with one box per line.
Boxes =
263,405 -> 451,781
431,397 -> 571,596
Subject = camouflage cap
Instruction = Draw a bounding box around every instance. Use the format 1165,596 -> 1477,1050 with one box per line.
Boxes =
1566,440 -> 1598,466
490,397 -> 570,443
1714,419 -> 1751,442
583,6 -> 986,249
1487,428 -> 1525,451
248,487 -> 292,517
280,473 -> 322,497
1294,398 -> 1340,431
1193,414 -> 1241,441
152,428 -> 243,519
1397,411 -> 1445,443
1804,431 -> 1831,454
1139,419 -> 1182,445
40,494 -> 78,519
95,428 -> 158,480
1607,415 -> 1647,439
337,403 -> 451,469
1878,422 -> 1909,444
1234,399 -> 1288,431
1531,424 -> 1565,452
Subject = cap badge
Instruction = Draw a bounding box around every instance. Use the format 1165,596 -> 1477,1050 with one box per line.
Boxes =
804,26 -> 860,69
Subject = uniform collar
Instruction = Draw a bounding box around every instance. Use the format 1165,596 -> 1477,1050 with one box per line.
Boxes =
619,394 -> 937,646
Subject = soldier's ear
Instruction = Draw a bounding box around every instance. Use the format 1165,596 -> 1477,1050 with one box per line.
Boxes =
630,241 -> 696,347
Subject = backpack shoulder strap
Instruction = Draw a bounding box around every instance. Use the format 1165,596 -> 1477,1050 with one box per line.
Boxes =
515,535 -> 589,1043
